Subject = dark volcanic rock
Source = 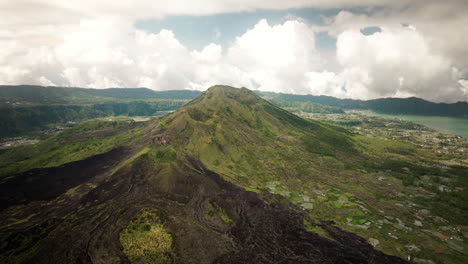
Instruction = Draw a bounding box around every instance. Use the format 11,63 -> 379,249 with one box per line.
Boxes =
0,87 -> 410,263
0,147 -> 131,211
0,153 -> 408,264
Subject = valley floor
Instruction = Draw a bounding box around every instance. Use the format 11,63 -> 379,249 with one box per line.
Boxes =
274,111 -> 468,263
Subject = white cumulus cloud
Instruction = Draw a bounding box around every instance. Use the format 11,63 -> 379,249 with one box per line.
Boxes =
1,0 -> 468,102
225,19 -> 322,93
334,25 -> 465,102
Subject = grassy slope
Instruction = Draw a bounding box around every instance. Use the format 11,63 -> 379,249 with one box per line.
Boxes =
120,210 -> 172,264
0,119 -> 151,177
157,86 -> 467,264
0,85 -> 466,263
162,86 -> 355,183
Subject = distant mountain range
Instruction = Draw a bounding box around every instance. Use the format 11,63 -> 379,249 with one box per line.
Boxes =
0,85 -> 198,138
0,85 -> 199,104
0,85 -> 466,139
256,91 -> 468,117
1,85 -> 466,116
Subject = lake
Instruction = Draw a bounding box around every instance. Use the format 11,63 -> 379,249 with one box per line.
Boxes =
368,113 -> 468,138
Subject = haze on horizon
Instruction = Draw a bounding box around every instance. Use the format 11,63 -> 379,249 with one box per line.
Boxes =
1,0 -> 468,103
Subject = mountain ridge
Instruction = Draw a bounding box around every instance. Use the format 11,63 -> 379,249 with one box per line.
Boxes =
0,85 -> 199,104
0,85 -> 412,263
256,91 -> 468,117
1,84 -> 466,117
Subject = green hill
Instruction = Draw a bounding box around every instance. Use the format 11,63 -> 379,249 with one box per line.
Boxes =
2,85 -> 466,139
162,86 -> 356,179
0,85 -> 200,104
0,86 -> 465,264
0,85 -> 412,264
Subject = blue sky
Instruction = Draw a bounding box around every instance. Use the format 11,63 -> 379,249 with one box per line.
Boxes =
135,8 -> 350,51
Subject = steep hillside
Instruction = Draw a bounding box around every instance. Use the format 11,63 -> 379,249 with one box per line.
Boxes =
160,86 -> 357,185
158,87 -> 468,264
0,86 -> 413,264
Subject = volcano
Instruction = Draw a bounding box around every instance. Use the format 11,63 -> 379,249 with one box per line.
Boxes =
0,86 -> 408,264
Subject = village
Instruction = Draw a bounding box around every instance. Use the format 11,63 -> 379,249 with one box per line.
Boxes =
300,111 -> 467,165
290,111 -> 468,263
256,175 -> 467,263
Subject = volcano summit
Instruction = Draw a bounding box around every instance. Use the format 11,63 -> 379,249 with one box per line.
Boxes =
0,86 -> 428,263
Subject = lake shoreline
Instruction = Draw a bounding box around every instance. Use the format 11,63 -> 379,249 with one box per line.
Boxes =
363,112 -> 468,138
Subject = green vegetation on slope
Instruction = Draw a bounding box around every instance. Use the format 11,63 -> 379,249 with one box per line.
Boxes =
270,99 -> 344,114
154,86 -> 466,264
0,85 -> 466,264
204,202 -> 233,225
2,84 -> 466,140
120,210 -> 172,264
0,118 -> 148,177
160,86 -> 357,190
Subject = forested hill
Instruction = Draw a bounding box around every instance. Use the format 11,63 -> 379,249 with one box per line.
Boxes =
1,85 -> 466,138
0,85 -> 199,138
0,85 -> 411,263
1,85 -> 466,117
0,85 -> 200,104
257,91 -> 468,117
